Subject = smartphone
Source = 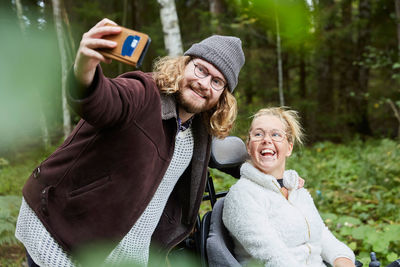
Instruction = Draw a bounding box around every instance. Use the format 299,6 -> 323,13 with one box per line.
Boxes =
98,24 -> 151,67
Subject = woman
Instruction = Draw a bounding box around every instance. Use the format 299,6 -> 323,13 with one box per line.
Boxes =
222,107 -> 355,267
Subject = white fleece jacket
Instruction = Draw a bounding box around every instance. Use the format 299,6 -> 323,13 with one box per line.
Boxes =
222,162 -> 355,267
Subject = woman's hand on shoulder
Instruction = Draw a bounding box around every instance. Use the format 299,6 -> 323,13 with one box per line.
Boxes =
298,176 -> 305,189
333,257 -> 356,267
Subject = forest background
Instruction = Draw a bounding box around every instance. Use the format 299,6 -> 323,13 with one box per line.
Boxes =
0,0 -> 399,266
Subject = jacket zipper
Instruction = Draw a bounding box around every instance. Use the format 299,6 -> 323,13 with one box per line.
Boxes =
274,182 -> 312,264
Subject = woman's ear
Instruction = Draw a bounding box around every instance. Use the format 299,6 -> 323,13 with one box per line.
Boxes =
286,142 -> 294,157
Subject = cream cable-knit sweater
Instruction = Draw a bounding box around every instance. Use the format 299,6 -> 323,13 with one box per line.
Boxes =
222,162 -> 355,267
16,128 -> 194,267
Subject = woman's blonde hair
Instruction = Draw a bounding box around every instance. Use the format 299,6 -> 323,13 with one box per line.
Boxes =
152,56 -> 237,138
249,107 -> 304,146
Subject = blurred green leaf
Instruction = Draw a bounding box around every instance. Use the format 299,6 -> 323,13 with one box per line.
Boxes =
392,62 -> 400,69
386,252 -> 399,262
352,226 -> 375,240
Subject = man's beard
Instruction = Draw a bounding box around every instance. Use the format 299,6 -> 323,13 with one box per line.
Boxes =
176,82 -> 217,114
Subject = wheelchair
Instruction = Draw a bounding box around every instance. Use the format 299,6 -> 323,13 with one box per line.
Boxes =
177,136 -> 399,267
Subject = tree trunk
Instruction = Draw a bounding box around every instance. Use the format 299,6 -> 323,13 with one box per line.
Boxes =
157,0 -> 183,56
61,4 -> 75,64
210,0 -> 224,14
387,99 -> 400,140
15,0 -> 26,32
243,34 -> 256,105
119,0 -> 129,74
352,0 -> 372,136
338,0 -> 354,123
275,4 -> 284,106
316,0 -> 335,114
283,52 -> 290,102
299,47 -> 306,100
52,0 -> 71,139
209,0 -> 225,33
132,0 -> 142,29
395,0 -> 400,59
310,0 -> 336,140
298,44 -> 308,133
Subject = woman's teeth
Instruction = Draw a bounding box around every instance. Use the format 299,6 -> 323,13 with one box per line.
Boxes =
261,149 -> 275,156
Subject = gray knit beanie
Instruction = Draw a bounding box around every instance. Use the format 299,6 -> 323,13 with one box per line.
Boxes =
184,35 -> 245,92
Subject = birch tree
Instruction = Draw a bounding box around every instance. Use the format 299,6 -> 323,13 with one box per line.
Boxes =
52,0 -> 71,139
157,0 -> 183,56
15,0 -> 26,32
15,0 -> 51,148
61,4 -> 75,65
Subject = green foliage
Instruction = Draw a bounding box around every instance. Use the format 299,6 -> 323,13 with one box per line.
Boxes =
0,145 -> 57,196
287,139 -> 400,222
72,241 -> 202,267
209,168 -> 237,191
0,196 -> 21,246
287,138 -> 400,265
0,145 -> 55,261
0,158 -> 10,168
320,213 -> 400,265
229,0 -> 312,47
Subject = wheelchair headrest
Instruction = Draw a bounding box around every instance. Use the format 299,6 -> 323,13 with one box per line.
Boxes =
209,136 -> 248,178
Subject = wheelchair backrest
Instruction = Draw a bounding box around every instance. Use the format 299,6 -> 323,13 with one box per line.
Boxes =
206,198 -> 241,267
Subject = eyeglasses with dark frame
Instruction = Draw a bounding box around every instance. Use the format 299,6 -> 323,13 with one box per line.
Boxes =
249,128 -> 287,142
192,61 -> 226,91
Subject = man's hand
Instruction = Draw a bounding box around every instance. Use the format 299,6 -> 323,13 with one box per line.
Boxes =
73,18 -> 121,87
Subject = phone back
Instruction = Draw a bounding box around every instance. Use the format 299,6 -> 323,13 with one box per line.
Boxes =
98,24 -> 151,67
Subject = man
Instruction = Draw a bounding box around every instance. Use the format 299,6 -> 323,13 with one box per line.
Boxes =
15,18 -> 245,266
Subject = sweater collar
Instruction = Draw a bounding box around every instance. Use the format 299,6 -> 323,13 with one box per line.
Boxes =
240,162 -> 299,191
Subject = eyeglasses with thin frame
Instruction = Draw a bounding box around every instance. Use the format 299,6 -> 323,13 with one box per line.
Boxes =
192,61 -> 226,91
249,128 -> 287,142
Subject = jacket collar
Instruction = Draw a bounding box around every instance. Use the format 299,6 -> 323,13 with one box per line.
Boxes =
240,162 -> 299,191
160,93 -> 194,132
160,93 -> 178,120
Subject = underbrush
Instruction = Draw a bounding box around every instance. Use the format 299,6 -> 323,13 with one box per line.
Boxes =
210,138 -> 400,265
0,139 -> 399,265
0,145 -> 56,265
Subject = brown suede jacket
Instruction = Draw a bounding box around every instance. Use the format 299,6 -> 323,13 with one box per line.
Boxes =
22,66 -> 211,259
